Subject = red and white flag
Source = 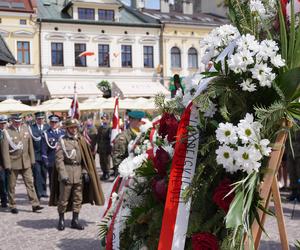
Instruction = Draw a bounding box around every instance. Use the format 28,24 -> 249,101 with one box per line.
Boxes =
68,83 -> 80,119
110,96 -> 121,145
158,102 -> 199,250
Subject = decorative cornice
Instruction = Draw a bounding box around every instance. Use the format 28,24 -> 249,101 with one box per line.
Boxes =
92,35 -> 113,43
0,29 -> 9,37
12,30 -> 34,37
139,36 -> 158,45
69,34 -> 90,42
117,37 -> 135,44
45,33 -> 67,40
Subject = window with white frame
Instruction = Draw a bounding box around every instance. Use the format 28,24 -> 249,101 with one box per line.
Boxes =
17,41 -> 30,64
51,42 -> 64,66
171,46 -> 181,68
98,44 -> 110,67
121,45 -> 132,67
74,43 -> 86,67
188,47 -> 198,68
143,46 -> 154,68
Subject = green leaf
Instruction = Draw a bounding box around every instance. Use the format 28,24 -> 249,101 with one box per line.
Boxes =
226,190 -> 244,228
277,67 -> 300,101
278,0 -> 288,63
293,23 -> 300,68
288,0 -> 296,68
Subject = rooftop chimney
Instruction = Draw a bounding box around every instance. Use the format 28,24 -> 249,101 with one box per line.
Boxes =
131,0 -> 145,9
160,0 -> 170,13
183,0 -> 193,15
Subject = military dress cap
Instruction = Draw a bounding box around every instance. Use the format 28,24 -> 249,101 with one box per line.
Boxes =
128,110 -> 145,119
10,113 -> 22,122
34,111 -> 46,119
48,115 -> 60,123
0,114 -> 8,123
64,118 -> 79,128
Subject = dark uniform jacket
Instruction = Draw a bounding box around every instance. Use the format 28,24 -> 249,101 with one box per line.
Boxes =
97,124 -> 111,154
41,128 -> 64,167
30,123 -> 49,162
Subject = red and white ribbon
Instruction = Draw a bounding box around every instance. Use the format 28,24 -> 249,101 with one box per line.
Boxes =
158,102 -> 199,250
110,96 -> 121,146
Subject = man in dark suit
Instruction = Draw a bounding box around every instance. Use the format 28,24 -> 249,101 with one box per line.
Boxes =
41,115 -> 64,192
30,112 -> 49,199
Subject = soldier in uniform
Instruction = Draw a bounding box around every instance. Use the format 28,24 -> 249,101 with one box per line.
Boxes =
112,111 -> 145,177
0,115 -> 8,208
1,114 -> 43,214
97,113 -> 111,181
30,112 -> 50,199
53,118 -> 105,231
287,128 -> 300,202
41,115 -> 64,192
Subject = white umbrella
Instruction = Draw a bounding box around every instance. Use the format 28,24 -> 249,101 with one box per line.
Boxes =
0,99 -> 36,114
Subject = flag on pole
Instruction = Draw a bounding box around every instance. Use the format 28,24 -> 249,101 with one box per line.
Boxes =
78,51 -> 95,57
68,83 -> 80,119
110,96 -> 121,145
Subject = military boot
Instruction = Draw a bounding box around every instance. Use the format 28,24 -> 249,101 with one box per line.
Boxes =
71,212 -> 84,230
57,213 -> 65,231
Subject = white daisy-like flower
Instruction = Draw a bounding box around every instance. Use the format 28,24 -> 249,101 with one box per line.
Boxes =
204,102 -> 217,118
237,113 -> 262,144
239,79 -> 257,92
258,139 -> 272,156
250,0 -> 266,18
271,54 -> 285,68
216,122 -> 238,145
111,192 -> 118,205
250,62 -> 274,87
237,34 -> 260,54
118,154 -> 148,178
216,145 -> 237,173
228,50 -> 254,73
235,146 -> 262,173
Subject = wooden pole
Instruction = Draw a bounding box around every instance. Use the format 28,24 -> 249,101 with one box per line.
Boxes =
245,120 -> 292,250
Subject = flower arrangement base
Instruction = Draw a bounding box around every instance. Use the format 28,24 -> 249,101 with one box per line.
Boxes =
245,129 -> 289,250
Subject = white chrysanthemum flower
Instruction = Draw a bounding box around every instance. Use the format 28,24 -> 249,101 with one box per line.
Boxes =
118,154 -> 148,178
111,192 -> 118,205
235,146 -> 262,173
204,102 -> 217,118
237,114 -> 262,144
228,50 -> 254,73
216,122 -> 238,145
237,34 -> 260,53
240,79 -> 257,92
256,39 -> 279,62
216,145 -> 237,173
250,62 -> 274,87
271,54 -> 285,68
250,0 -> 266,18
258,139 -> 272,156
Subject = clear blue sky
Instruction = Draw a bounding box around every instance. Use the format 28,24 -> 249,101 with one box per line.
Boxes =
121,0 -> 160,9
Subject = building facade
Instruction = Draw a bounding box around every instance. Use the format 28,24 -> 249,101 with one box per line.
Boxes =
38,0 -> 168,99
135,0 -> 226,86
0,0 -> 49,102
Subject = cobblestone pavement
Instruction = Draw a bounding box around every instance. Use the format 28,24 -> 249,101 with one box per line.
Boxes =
0,160 -> 299,249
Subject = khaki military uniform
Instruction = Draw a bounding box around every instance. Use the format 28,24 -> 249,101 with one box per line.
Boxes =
56,134 -> 87,213
112,129 -> 137,172
1,124 -> 39,208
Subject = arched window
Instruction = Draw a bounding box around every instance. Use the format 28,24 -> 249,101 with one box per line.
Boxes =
188,47 -> 198,68
171,47 -> 181,68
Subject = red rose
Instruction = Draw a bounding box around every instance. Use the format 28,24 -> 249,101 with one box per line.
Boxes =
192,232 -> 219,250
153,147 -> 170,177
158,113 -> 179,143
212,178 -> 235,213
151,178 -> 167,202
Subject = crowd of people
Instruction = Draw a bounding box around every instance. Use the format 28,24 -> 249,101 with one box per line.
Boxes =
0,109 -> 146,230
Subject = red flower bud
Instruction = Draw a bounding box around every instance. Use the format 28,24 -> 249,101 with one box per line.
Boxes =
192,232 -> 219,250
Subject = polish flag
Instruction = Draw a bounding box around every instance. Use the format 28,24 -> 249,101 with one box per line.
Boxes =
68,83 -> 80,119
110,96 -> 121,145
78,51 -> 95,57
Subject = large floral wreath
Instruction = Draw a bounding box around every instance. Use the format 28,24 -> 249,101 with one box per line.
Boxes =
100,0 -> 300,249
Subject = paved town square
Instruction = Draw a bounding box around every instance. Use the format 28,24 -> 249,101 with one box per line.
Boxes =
0,160 -> 299,250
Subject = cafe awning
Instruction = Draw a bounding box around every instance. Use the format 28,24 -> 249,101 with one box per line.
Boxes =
45,81 -> 102,99
0,78 -> 49,101
112,81 -> 170,98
